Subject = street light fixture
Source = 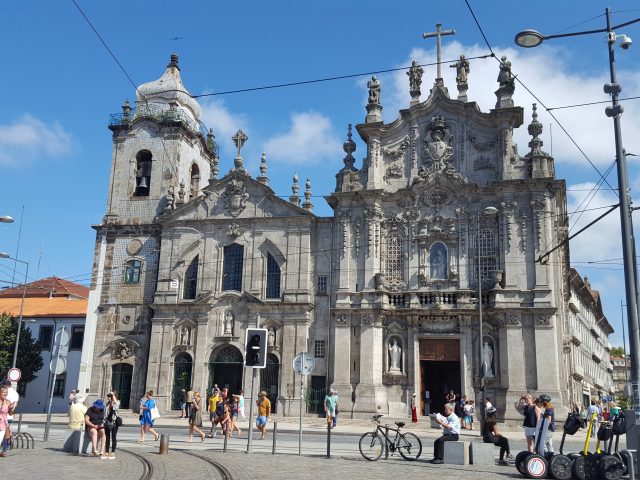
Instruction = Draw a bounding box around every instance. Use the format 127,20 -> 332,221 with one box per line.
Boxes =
0,216 -> 14,223
515,8 -> 640,414
0,252 -> 30,370
477,206 -> 498,423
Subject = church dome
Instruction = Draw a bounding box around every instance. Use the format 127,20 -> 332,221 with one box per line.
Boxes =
136,53 -> 202,122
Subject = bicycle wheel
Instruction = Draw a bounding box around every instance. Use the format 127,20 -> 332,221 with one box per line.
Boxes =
359,432 -> 384,461
397,432 -> 422,461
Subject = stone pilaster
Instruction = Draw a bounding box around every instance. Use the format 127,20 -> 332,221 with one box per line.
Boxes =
354,315 -> 387,416
331,314 -> 352,395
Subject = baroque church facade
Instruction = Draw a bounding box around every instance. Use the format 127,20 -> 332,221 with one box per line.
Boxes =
80,52 -> 576,421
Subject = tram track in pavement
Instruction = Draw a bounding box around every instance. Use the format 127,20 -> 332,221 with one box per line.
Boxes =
181,450 -> 234,480
121,448 -> 155,480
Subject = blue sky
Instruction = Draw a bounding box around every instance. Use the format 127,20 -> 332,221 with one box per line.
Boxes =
1,0 -> 639,346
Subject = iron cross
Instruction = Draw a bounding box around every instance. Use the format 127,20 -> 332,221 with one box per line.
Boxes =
232,129 -> 248,158
423,23 -> 456,80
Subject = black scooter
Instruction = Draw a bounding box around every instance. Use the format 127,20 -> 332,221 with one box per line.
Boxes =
515,416 -> 549,478
598,414 -> 626,480
546,413 -> 582,479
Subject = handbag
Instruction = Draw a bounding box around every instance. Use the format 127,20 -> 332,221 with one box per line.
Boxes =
150,406 -> 160,421
115,415 -> 123,427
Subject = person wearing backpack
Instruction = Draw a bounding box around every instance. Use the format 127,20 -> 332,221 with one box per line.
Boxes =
104,391 -> 121,459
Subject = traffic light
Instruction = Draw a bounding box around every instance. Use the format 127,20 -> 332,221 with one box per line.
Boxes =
244,328 -> 268,368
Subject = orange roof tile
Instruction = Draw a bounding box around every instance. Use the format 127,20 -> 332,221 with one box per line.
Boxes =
0,297 -> 87,318
0,276 -> 89,299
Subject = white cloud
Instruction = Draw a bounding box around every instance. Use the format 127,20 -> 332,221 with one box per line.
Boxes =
200,99 -> 248,156
262,111 -> 342,165
0,114 -> 74,166
377,41 -> 640,168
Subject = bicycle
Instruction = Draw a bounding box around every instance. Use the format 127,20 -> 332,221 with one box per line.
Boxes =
359,414 -> 422,461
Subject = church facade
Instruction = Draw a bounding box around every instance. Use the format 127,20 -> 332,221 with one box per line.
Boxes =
79,52 -> 593,421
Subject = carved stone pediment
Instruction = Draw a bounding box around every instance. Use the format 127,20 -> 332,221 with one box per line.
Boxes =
105,338 -> 141,360
417,214 -> 457,239
418,315 -> 459,333
222,179 -> 249,217
415,114 -> 467,185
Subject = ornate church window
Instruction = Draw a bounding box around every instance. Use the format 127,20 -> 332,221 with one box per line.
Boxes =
189,163 -> 200,200
124,259 -> 141,284
429,242 -> 448,280
183,255 -> 198,300
134,150 -> 152,197
266,253 -> 281,299
223,244 -> 244,292
383,231 -> 405,284
475,229 -> 497,288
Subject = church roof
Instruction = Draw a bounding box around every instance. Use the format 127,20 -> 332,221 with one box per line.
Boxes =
136,53 -> 202,122
0,276 -> 89,299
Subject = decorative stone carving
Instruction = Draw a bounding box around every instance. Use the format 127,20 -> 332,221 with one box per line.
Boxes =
107,339 -> 139,360
483,341 -> 494,377
407,60 -> 424,104
421,187 -> 453,209
502,312 -> 521,326
116,340 -> 132,360
468,133 -> 497,153
450,54 -> 470,101
382,136 -> 410,161
336,314 -> 350,326
384,163 -> 403,182
368,76 -> 381,105
224,311 -> 234,335
127,239 -> 143,256
417,214 -> 457,239
388,338 -> 402,373
491,270 -> 503,289
227,222 -> 240,237
473,156 -> 496,172
222,179 -> 249,217
361,314 -> 374,326
536,314 -> 551,327
416,114 -> 466,184
418,315 -> 459,333
353,223 -> 362,256
495,56 -> 516,108
165,186 -> 176,212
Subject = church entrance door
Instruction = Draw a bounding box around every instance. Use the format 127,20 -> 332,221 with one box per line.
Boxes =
112,363 -> 133,409
419,338 -> 460,416
259,354 -> 279,413
208,345 -> 244,395
172,352 -> 193,410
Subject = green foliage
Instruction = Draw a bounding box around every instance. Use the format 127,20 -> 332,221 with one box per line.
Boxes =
610,346 -> 625,357
0,313 -> 44,384
615,396 -> 629,410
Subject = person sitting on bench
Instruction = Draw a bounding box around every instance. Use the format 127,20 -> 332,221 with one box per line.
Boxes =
430,402 -> 461,464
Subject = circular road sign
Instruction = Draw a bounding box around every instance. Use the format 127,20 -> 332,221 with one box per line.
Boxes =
7,368 -> 21,382
293,352 -> 315,375
49,355 -> 67,375
54,326 -> 71,347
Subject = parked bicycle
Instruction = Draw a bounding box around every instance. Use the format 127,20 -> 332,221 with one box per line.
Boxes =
359,414 -> 422,461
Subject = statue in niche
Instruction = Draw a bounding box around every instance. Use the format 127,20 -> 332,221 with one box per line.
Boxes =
268,329 -> 276,347
429,243 -> 448,280
388,339 -> 402,373
367,76 -> 381,105
224,311 -> 233,335
483,341 -> 494,377
180,326 -> 190,345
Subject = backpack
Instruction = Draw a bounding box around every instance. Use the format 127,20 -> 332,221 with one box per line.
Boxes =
597,423 -> 613,441
563,413 -> 581,435
612,413 -> 626,436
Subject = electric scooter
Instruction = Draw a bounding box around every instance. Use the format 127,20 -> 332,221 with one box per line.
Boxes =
515,415 -> 549,478
546,412 -> 581,479
598,414 -> 626,480
573,414 -> 607,480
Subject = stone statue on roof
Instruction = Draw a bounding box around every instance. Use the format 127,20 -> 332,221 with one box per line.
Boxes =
451,54 -> 469,85
497,56 -> 514,87
367,76 -> 381,105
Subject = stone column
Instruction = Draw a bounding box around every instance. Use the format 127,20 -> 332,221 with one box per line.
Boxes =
499,313 -> 526,423
354,314 -> 387,415
459,316 -> 474,397
533,315 -> 562,401
500,201 -> 518,288
533,196 -> 554,307
145,318 -> 174,412
280,316 -> 310,416
335,209 -> 352,306
192,318 -> 209,395
331,314 -> 352,395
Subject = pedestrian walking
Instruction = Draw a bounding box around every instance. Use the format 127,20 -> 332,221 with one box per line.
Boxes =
179,389 -> 187,418
139,390 -> 159,442
230,394 -> 241,437
482,407 -> 512,465
104,391 -> 120,459
587,400 -> 599,436
208,387 -> 220,437
323,388 -> 337,428
580,404 -> 588,428
188,392 -> 206,442
239,390 -> 245,420
256,391 -> 271,440
186,388 -> 194,419
221,399 -> 232,437
411,393 -> 418,423
85,399 -> 107,457
429,402 -> 460,464
463,400 -> 475,430
0,385 -> 16,458
332,390 -> 339,428
540,394 -> 555,453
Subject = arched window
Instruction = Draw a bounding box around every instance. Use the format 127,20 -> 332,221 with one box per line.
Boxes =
475,229 -> 497,288
383,232 -> 404,283
266,253 -> 281,299
429,242 -> 448,280
134,150 -> 152,197
124,259 -> 141,284
183,255 -> 198,300
223,244 -> 244,292
189,163 -> 200,200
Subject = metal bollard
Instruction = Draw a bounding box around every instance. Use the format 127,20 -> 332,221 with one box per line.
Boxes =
223,429 -> 228,452
384,425 -> 389,460
159,434 -> 169,454
621,449 -> 636,480
17,413 -> 23,433
272,421 -> 277,455
326,422 -> 332,458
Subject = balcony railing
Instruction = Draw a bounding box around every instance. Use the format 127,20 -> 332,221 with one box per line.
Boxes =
109,103 -> 212,144
418,292 -> 458,306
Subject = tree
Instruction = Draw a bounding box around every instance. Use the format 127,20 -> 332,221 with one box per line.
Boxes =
0,313 -> 44,384
610,346 -> 625,357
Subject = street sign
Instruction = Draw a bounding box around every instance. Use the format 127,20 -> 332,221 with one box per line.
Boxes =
49,355 -> 67,375
293,352 -> 315,375
54,326 -> 71,357
7,367 -> 21,382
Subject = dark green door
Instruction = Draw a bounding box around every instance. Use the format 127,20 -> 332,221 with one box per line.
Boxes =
208,345 -> 244,395
259,354 -> 280,413
172,353 -> 193,410
112,363 -> 133,409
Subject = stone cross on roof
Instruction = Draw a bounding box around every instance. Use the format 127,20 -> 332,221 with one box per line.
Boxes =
423,23 -> 455,80
232,129 -> 248,159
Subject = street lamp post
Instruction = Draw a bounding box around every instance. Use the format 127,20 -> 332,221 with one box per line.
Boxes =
515,6 -> 640,421
477,206 -> 498,424
0,253 -> 29,369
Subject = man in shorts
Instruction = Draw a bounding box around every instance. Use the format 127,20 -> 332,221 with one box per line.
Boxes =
256,391 -> 271,440
208,388 -> 221,437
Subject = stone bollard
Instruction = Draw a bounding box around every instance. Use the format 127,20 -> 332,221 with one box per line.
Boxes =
159,434 -> 169,454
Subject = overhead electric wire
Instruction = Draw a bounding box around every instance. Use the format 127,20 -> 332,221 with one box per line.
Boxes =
548,96 -> 640,111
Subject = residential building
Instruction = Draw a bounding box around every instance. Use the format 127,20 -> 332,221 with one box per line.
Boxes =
0,277 -> 88,413
611,356 -> 629,397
